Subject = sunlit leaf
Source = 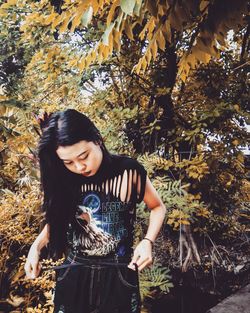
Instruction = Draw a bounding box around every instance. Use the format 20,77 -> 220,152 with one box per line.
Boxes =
120,0 -> 136,16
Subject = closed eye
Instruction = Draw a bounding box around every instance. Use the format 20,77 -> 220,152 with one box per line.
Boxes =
63,154 -> 88,165
79,154 -> 88,160
63,161 -> 73,165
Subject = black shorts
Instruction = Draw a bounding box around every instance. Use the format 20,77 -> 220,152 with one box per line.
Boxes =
53,252 -> 141,313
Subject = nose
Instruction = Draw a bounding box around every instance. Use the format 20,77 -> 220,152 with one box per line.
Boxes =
75,161 -> 86,172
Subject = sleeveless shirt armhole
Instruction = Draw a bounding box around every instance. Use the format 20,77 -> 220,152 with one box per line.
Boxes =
135,162 -> 147,204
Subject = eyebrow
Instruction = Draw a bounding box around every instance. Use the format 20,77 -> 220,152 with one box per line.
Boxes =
61,150 -> 88,161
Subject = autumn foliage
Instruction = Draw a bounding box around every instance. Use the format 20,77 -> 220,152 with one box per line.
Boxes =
0,0 -> 249,311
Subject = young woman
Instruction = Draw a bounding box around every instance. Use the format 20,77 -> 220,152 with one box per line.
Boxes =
24,109 -> 166,313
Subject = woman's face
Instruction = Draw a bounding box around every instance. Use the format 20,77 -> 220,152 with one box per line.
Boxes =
56,140 -> 103,177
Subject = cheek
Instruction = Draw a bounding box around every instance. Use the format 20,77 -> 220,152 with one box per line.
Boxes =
89,153 -> 97,165
64,164 -> 77,173
95,153 -> 102,166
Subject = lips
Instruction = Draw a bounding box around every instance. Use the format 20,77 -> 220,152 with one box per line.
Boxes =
81,171 -> 91,176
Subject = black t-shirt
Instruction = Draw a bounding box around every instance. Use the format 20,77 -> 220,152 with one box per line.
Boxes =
67,153 -> 147,257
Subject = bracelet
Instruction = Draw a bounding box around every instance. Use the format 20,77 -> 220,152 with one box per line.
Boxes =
143,237 -> 154,245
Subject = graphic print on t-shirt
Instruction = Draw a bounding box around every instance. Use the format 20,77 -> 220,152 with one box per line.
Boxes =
73,192 -> 119,256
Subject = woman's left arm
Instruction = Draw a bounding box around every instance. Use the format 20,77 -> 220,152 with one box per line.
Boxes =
128,176 -> 166,271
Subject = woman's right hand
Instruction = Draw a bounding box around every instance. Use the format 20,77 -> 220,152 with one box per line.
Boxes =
24,247 -> 41,279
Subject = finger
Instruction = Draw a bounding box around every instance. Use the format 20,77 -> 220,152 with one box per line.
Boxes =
138,260 -> 152,272
136,254 -> 153,270
129,255 -> 146,271
25,262 -> 39,279
24,263 -> 32,277
137,254 -> 153,267
32,263 -> 41,278
136,257 -> 149,269
37,262 -> 42,272
128,254 -> 140,270
31,269 -> 38,279
25,270 -> 33,279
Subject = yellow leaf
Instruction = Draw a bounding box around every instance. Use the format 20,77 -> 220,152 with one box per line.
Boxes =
102,45 -> 110,59
134,0 -> 143,16
108,33 -> 113,52
92,0 -> 100,14
145,49 -> 152,64
113,29 -> 121,51
7,293 -> 24,307
150,39 -> 158,60
62,85 -> 69,96
162,19 -> 171,43
139,17 -> 154,40
190,172 -> 199,178
147,17 -> 156,40
124,20 -> 134,40
141,56 -> 148,71
167,218 -> 174,225
71,3 -> 91,31
200,0 -> 209,12
192,46 -> 211,64
178,59 -> 190,82
43,12 -> 58,26
232,139 -> 239,146
51,14 -> 62,30
85,54 -> 92,68
11,267 -> 25,283
70,12 -> 83,32
68,59 -> 78,67
174,222 -> 179,228
186,53 -> 196,69
98,43 -> 110,62
0,10 -> 8,17
158,3 -> 166,16
234,104 -> 240,112
59,12 -> 71,33
236,153 -> 244,163
132,58 -> 142,74
90,49 -> 97,62
181,220 -> 190,225
156,30 -> 166,51
115,10 -> 124,31
77,56 -> 86,72
196,35 -> 220,58
107,0 -> 120,26
1,0 -> 16,9
97,47 -> 104,63
7,0 -> 17,4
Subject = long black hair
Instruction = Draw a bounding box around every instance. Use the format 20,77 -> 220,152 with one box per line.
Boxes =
38,109 -> 109,257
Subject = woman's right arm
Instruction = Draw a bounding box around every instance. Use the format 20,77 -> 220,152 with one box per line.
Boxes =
24,223 -> 50,279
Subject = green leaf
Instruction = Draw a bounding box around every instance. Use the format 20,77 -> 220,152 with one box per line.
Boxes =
120,0 -> 136,16
81,6 -> 93,27
139,263 -> 173,300
102,22 -> 115,46
134,0 -> 143,16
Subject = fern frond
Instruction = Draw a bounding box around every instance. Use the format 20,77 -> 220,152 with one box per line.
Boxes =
139,263 -> 173,300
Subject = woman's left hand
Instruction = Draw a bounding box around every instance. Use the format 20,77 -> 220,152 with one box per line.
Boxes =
128,239 -> 153,272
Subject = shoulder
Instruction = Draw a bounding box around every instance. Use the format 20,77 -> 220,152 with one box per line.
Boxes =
109,154 -> 147,203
